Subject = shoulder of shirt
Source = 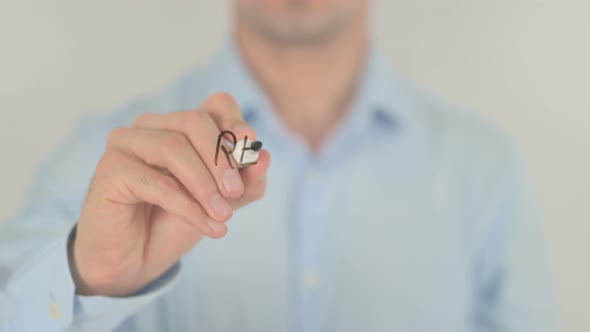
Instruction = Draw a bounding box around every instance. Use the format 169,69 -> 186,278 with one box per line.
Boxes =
90,65 -> 216,129
87,61 -> 523,174
396,78 -> 523,174
394,80 -> 530,239
39,65 -> 213,181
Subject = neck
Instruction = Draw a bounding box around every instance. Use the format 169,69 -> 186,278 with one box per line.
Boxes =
234,17 -> 369,152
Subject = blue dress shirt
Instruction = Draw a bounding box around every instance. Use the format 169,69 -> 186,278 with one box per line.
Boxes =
0,40 -> 560,332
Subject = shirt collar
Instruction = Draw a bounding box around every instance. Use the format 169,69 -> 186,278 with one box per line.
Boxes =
204,38 -> 411,132
351,44 -> 421,134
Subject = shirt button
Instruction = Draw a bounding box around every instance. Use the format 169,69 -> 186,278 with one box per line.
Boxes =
49,301 -> 62,320
303,271 -> 321,289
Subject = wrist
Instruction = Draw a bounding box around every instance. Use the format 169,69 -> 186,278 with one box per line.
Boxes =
66,225 -> 94,296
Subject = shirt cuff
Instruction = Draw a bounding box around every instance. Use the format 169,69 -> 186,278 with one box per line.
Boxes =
5,230 -> 76,332
72,263 -> 180,330
4,227 -> 181,332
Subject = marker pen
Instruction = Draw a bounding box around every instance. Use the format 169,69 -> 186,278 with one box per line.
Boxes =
232,137 -> 263,168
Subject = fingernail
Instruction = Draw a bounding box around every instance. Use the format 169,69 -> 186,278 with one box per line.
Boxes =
207,218 -> 226,234
210,193 -> 232,217
223,169 -> 244,194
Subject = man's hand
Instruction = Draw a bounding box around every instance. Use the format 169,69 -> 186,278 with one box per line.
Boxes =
70,93 -> 270,297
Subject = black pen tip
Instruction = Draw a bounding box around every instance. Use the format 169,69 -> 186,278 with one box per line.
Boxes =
251,140 -> 263,151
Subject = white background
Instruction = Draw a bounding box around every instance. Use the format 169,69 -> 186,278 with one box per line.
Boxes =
0,1 -> 588,330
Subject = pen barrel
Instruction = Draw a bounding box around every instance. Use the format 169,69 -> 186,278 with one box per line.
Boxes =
232,138 -> 261,168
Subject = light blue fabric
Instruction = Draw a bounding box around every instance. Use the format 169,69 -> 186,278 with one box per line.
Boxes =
0,40 -> 560,332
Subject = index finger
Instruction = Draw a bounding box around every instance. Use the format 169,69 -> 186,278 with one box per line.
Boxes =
200,92 -> 256,140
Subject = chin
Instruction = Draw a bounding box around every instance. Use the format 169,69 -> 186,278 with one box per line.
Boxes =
238,0 -> 363,46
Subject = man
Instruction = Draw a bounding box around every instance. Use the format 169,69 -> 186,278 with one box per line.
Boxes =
0,0 -> 559,331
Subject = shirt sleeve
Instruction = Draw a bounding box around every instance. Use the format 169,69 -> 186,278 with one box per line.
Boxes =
0,220 -> 180,332
69,260 -> 180,332
0,109 -> 180,332
473,147 -> 561,332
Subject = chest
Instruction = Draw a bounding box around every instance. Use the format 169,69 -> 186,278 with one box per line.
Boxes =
133,147 -> 475,332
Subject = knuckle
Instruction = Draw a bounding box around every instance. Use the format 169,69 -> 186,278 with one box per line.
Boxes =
192,109 -> 210,122
136,172 -> 152,188
95,150 -> 120,174
183,110 -> 208,130
106,127 -> 127,146
162,132 -> 189,152
153,175 -> 179,195
132,112 -> 155,127
208,92 -> 239,110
